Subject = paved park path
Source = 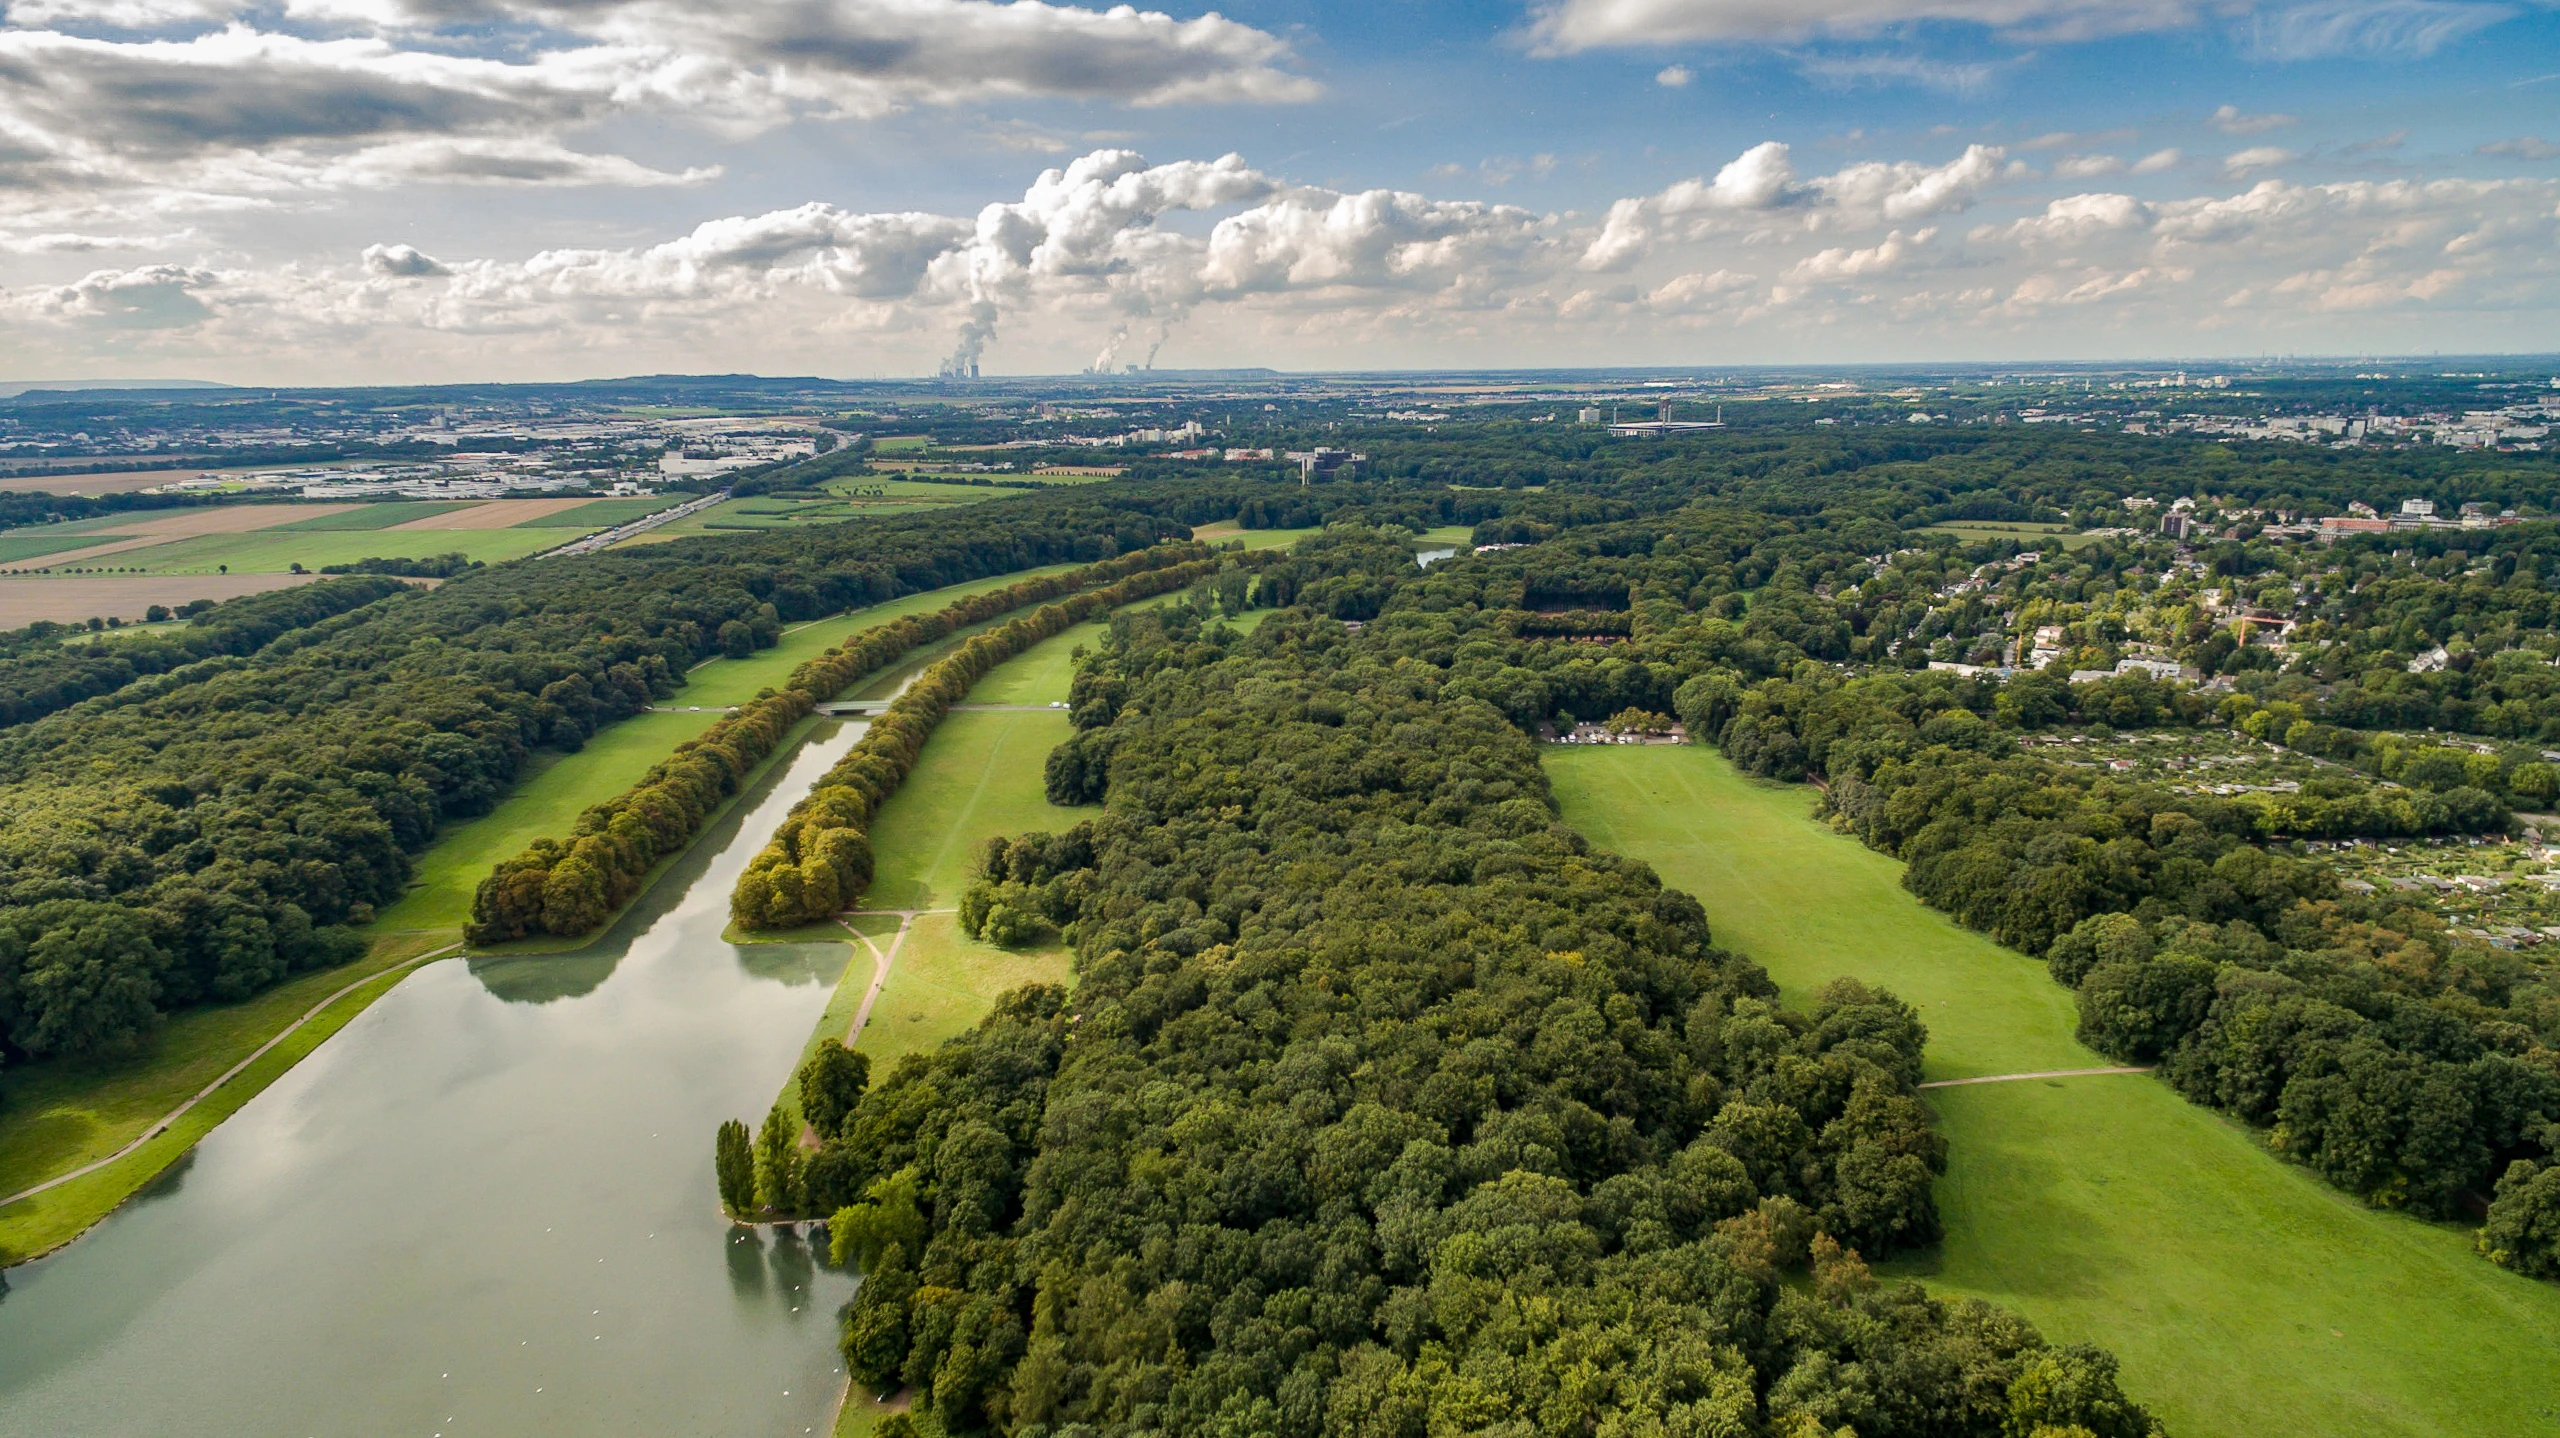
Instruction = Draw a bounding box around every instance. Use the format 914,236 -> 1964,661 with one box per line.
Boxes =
1916,1065 -> 2154,1090
836,908 -> 957,1049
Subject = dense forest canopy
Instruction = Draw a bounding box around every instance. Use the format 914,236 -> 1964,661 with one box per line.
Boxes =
754,427 -> 2559,1438
778,588 -> 2164,1438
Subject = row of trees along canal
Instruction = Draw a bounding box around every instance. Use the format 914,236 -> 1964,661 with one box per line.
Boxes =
468,543 -> 1225,943
0,486 -> 1236,1065
717,538 -> 2173,1438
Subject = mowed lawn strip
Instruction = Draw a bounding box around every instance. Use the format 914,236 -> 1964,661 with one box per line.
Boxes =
1547,744 -> 2088,1080
1545,744 -> 2560,1438
864,709 -> 1088,910
852,915 -> 1070,1075
372,711 -> 714,934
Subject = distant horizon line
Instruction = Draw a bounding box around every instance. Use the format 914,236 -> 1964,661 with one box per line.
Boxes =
6,355 -> 2560,397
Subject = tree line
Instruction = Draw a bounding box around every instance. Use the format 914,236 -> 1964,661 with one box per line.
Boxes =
728,552 -> 1237,931
470,543 -> 1214,944
722,590 -> 2162,1438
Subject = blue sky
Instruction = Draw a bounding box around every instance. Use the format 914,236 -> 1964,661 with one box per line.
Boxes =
1,0 -> 2555,380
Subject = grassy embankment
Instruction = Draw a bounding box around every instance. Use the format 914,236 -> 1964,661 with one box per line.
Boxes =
1546,744 -> 2560,1438
0,565 -> 1076,1262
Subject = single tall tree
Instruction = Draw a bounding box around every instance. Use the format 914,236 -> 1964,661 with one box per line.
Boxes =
754,1102 -> 803,1215
714,1118 -> 754,1216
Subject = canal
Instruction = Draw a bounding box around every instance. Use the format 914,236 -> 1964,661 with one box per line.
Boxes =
0,722 -> 866,1437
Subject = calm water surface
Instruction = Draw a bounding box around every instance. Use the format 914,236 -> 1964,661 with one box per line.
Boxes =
0,722 -> 866,1437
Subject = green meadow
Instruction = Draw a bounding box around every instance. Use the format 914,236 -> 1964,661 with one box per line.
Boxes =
1546,743 -> 2560,1438
1189,522 -> 1319,552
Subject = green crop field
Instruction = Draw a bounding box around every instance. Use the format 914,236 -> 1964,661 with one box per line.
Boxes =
638,494 -> 973,541
816,476 -> 1029,502
1545,744 -> 2560,1438
0,509 -> 209,539
0,532 -> 121,563
90,527 -> 563,574
511,496 -> 683,527
267,501 -> 473,531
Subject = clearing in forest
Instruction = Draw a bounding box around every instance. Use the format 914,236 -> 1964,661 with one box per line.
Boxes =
1546,743 -> 2560,1438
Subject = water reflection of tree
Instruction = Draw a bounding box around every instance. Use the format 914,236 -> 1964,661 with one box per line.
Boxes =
766,1225 -> 818,1322
466,952 -> 616,1005
133,1148 -> 197,1205
724,1227 -> 765,1300
734,943 -> 843,988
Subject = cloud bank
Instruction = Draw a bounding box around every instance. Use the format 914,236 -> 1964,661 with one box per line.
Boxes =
8,138 -> 2553,375
0,0 -> 1317,209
